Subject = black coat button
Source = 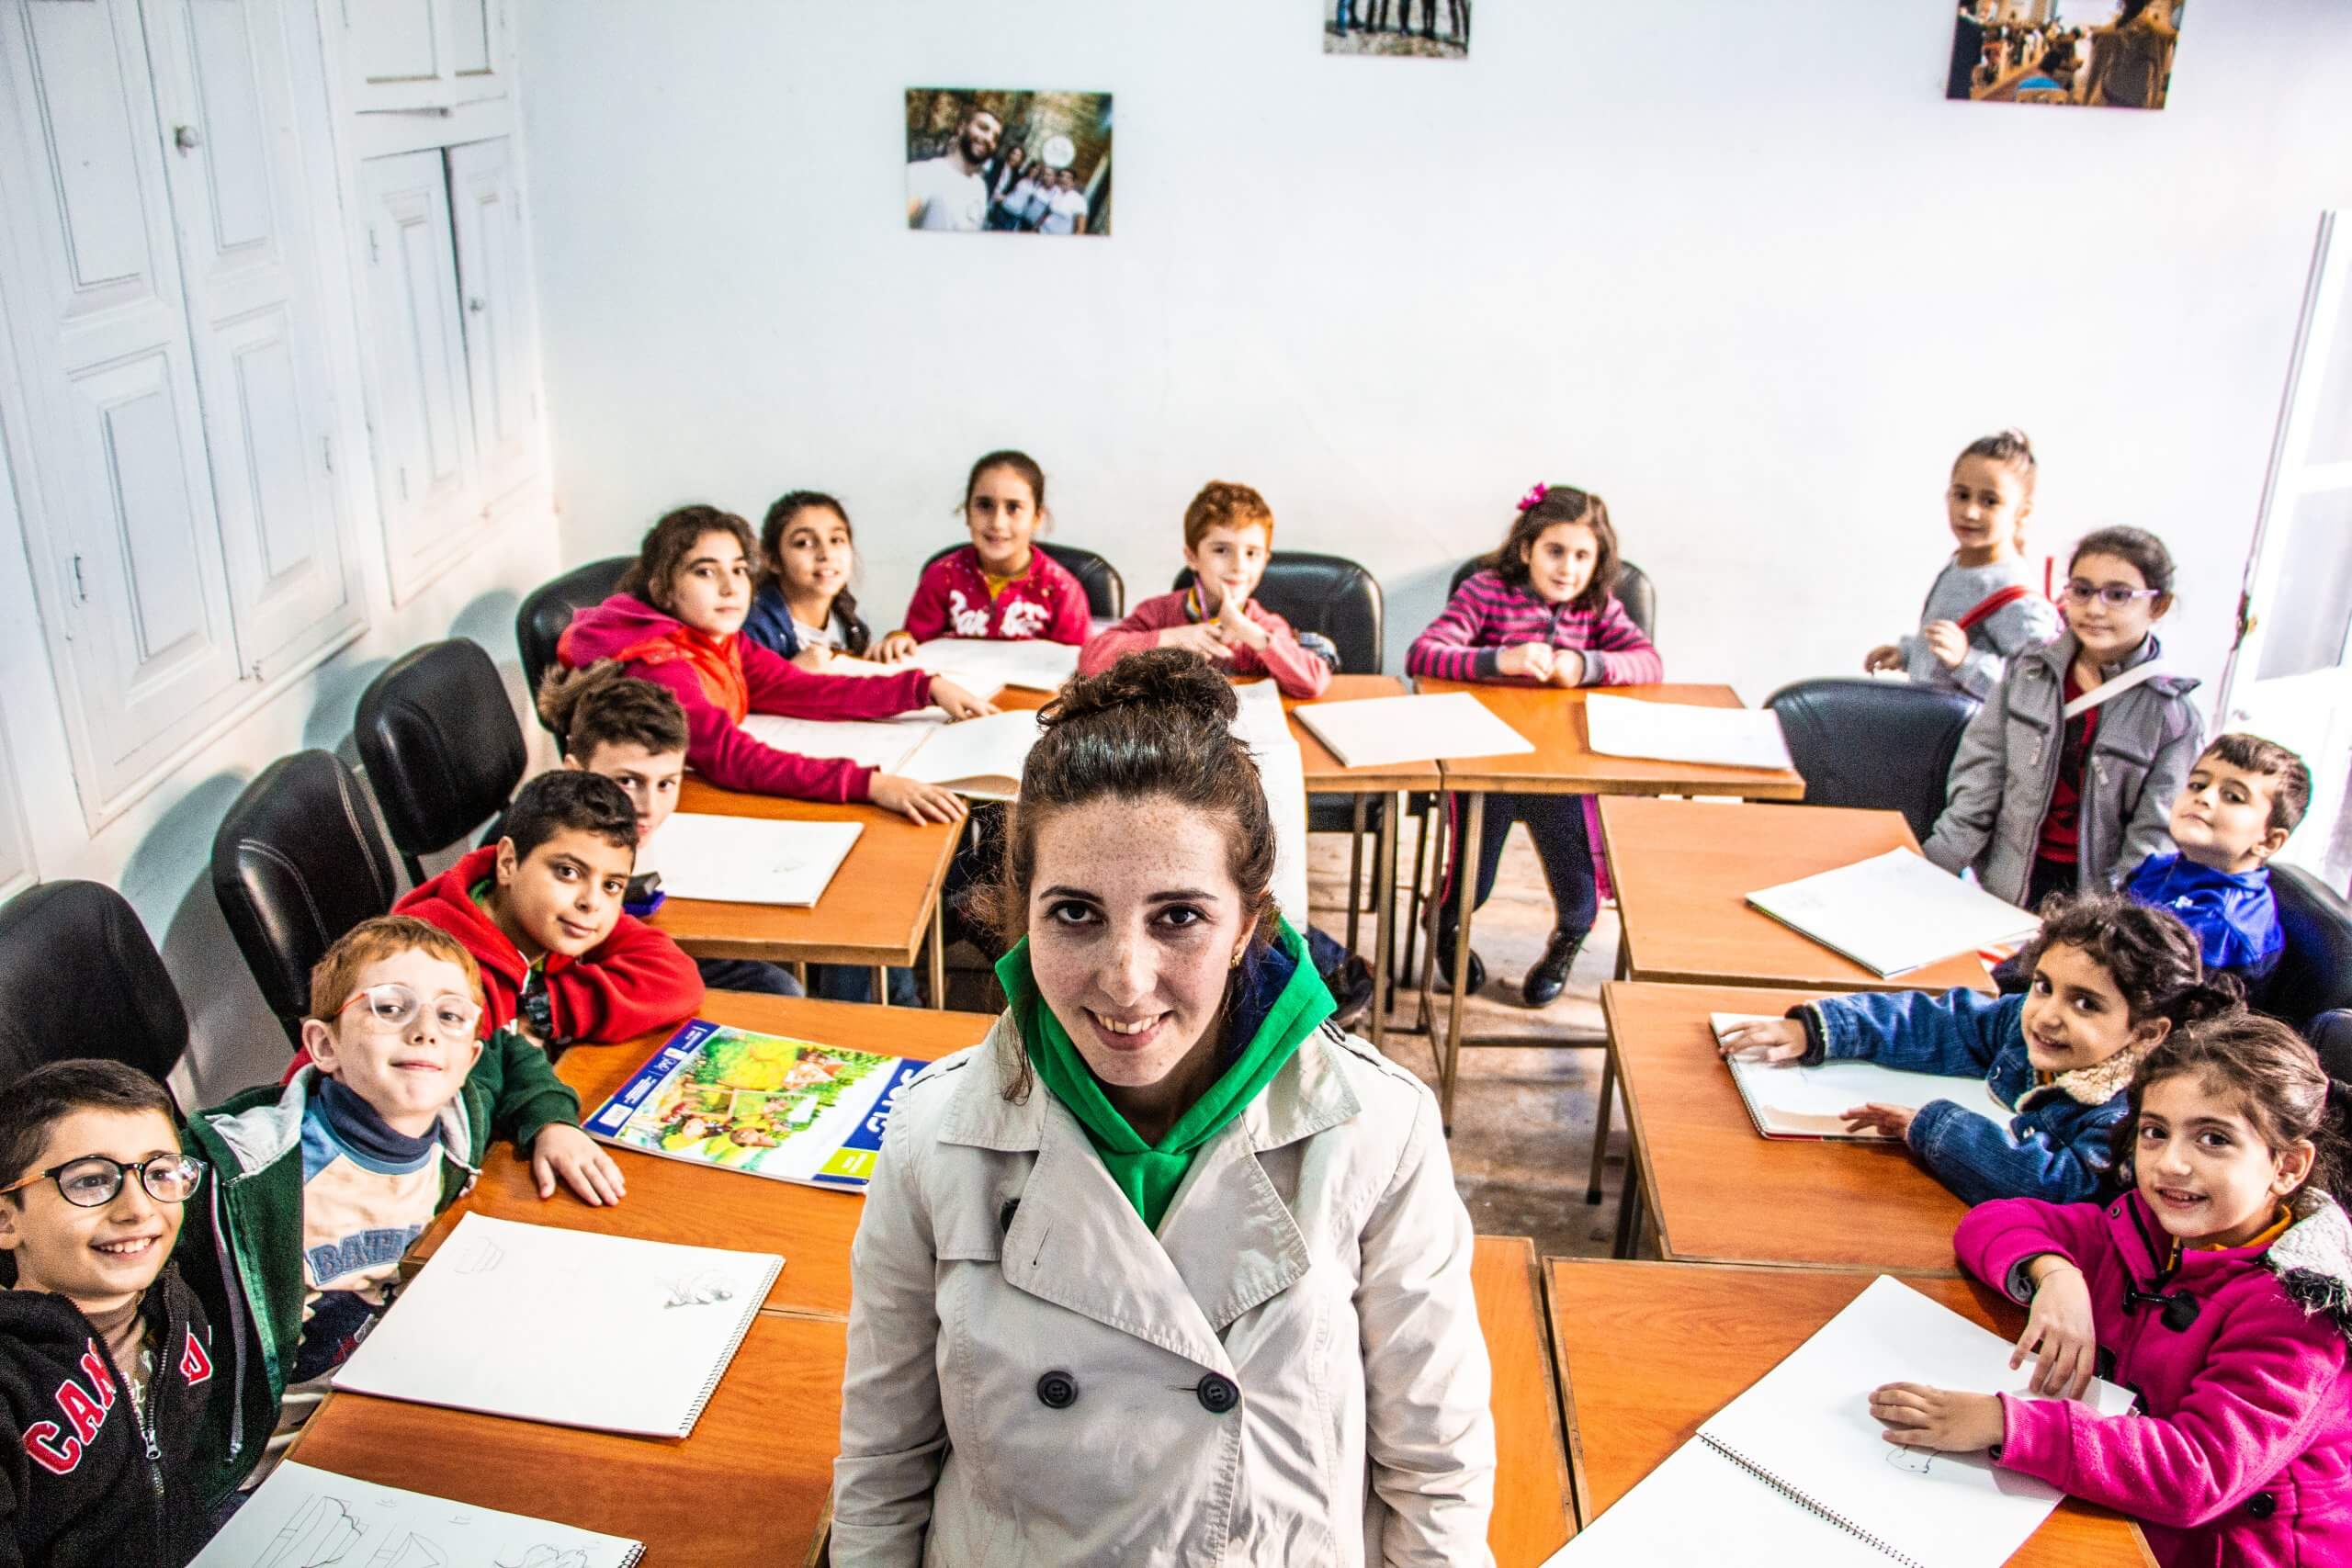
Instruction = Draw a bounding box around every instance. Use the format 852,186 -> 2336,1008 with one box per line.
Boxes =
1036,1370 -> 1078,1410
2246,1492 -> 2277,1519
1195,1372 -> 1240,1415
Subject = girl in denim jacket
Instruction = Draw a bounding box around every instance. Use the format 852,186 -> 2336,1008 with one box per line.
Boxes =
1719,893 -> 2241,1205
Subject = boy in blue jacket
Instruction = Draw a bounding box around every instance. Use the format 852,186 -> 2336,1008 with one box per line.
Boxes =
2124,731 -> 2307,980
1718,894 -> 2240,1205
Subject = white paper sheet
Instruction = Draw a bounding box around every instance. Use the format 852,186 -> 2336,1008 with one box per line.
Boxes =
740,712 -> 937,773
1291,692 -> 1534,769
899,707 -> 1045,800
331,1214 -> 780,1438
640,815 -> 861,907
1747,849 -> 2040,978
1231,679 -> 1312,926
1543,1440 -> 1888,1566
909,637 -> 1080,694
1584,692 -> 1794,771
1712,1012 -> 2002,1139
190,1461 -> 643,1568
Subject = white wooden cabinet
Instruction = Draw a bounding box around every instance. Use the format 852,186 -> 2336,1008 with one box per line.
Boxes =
345,0 -> 507,115
447,136 -> 538,503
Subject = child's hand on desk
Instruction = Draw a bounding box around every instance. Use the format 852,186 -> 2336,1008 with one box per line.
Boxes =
876,630 -> 919,662
1716,1019 -> 1806,1063
1869,1384 -> 2005,1452
1841,1102 -> 1917,1141
534,1124 -> 628,1207
1922,620 -> 1969,670
1545,655 -> 1589,689
872,774 -> 968,824
1862,643 -> 1905,673
2012,1256 -> 2098,1399
1496,643 -> 1555,681
1159,623 -> 1234,661
929,677 -> 999,718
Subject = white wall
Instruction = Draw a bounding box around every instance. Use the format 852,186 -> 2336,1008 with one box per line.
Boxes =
518,0 -> 2352,705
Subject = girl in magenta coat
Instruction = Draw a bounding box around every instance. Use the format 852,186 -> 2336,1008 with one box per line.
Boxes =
1874,1011 -> 2352,1567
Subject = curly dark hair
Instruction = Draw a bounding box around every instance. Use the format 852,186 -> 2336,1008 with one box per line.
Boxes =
617,503 -> 755,615
2019,891 -> 2241,1030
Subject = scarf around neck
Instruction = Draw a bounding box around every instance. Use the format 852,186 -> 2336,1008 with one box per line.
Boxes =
996,917 -> 1335,1230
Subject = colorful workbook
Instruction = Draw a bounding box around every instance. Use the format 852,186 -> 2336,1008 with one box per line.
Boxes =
1291,691 -> 1534,769
1746,848 -> 2041,978
1545,1275 -> 2134,1567
1583,692 -> 1794,772
189,1461 -> 643,1567
330,1214 -> 779,1438
1711,1012 -> 2002,1141
586,1018 -> 927,1190
640,815 -> 861,907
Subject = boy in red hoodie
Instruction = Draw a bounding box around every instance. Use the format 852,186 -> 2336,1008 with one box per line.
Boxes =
397,769 -> 703,1047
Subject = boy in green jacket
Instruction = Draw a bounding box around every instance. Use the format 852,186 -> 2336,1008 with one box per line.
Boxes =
177,914 -> 620,1506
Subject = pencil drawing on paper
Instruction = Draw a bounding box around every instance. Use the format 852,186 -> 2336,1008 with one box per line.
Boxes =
256,1493 -> 366,1568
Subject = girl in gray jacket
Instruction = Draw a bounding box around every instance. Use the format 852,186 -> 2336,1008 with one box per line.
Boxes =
1924,526 -> 2203,911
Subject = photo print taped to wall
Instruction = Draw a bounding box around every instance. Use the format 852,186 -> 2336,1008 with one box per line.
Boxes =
1947,1 -> 2184,108
1326,0 -> 1470,60
906,89 -> 1113,238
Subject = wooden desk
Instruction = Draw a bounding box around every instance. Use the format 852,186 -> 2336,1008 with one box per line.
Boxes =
291,1310 -> 848,1568
410,993 -> 995,1318
1599,795 -> 1995,995
651,778 -> 963,1002
1544,1258 -> 2154,1566
1601,981 -> 1977,1274
1413,682 -> 1806,1136
1473,1235 -> 1576,1564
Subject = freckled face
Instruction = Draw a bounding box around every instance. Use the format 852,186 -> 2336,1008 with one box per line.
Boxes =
1024,796 -> 1256,1093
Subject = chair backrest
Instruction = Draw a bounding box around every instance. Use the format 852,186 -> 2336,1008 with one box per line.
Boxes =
516,555 -> 630,712
1171,551 -> 1385,674
1764,677 -> 1981,845
922,542 -> 1125,620
1445,556 -> 1657,640
356,638 -> 528,882
211,750 -> 401,1043
0,881 -> 188,1089
2253,864 -> 2352,1032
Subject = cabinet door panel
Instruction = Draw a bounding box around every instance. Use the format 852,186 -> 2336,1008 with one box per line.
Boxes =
357,149 -> 479,599
346,0 -> 440,112
447,136 -> 536,501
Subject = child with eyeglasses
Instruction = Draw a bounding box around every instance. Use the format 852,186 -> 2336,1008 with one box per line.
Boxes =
178,916 -> 617,1511
1925,526 -> 2205,913
2,1058 -> 218,1567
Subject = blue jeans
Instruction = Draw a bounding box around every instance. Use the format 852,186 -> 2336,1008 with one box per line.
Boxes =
697,957 -> 804,998
809,964 -> 921,1007
1439,792 -> 1599,938
1334,0 -> 1355,28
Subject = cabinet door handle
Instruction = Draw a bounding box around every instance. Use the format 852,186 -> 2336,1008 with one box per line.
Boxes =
467,297 -> 485,313
173,124 -> 202,153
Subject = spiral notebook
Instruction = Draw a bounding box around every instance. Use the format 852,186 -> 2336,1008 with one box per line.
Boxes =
189,1461 -> 642,1567
331,1213 -> 780,1438
1545,1276 -> 2134,1567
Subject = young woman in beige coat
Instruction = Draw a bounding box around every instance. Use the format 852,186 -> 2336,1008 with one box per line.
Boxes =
832,649 -> 1496,1566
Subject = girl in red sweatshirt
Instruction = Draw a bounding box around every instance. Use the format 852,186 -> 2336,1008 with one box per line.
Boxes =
876,451 -> 1091,657
558,505 -> 991,821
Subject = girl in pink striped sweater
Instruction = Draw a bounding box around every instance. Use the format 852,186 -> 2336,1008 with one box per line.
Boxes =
1408,484 -> 1662,1006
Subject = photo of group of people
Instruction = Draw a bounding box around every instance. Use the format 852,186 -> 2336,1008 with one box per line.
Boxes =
904,88 -> 1114,238
1324,0 -> 1470,60
1947,0 -> 2185,108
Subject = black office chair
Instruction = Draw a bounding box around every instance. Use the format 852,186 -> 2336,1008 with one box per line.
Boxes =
211,751 -> 401,1046
0,881 -> 189,1089
516,556 -> 630,720
1172,550 -> 1384,676
922,542 -> 1125,620
2254,863 -> 2352,1041
1445,555 -> 1657,641
356,638 -> 530,886
1762,678 -> 1980,846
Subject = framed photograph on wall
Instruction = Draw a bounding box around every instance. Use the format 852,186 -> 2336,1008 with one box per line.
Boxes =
905,89 -> 1113,237
1947,1 -> 2184,108
1326,0 -> 1470,59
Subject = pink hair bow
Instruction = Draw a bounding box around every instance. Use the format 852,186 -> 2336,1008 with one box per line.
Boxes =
1519,483 -> 1548,512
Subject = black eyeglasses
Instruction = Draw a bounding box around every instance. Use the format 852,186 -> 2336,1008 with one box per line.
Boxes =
0,1153 -> 207,1209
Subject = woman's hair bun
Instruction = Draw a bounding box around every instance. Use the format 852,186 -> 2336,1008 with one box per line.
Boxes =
1043,648 -> 1237,732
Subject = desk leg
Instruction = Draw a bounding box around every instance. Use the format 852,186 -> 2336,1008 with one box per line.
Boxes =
1441,791 -> 1484,1134
872,965 -> 890,1008
1370,791 -> 1399,1053
1611,1158 -> 1646,1260
1587,941 -> 1631,1203
1413,792 -> 1453,1041
1344,793 -> 1368,957
929,897 -> 946,1011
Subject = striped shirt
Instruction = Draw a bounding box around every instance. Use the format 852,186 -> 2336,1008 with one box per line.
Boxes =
1407,569 -> 1663,685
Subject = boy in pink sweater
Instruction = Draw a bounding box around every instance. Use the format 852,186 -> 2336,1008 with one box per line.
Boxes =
1877,1011 -> 2352,1568
1080,481 -> 1332,698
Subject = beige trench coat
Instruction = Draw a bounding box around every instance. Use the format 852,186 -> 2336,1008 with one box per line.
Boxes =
831,1015 -> 1496,1566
